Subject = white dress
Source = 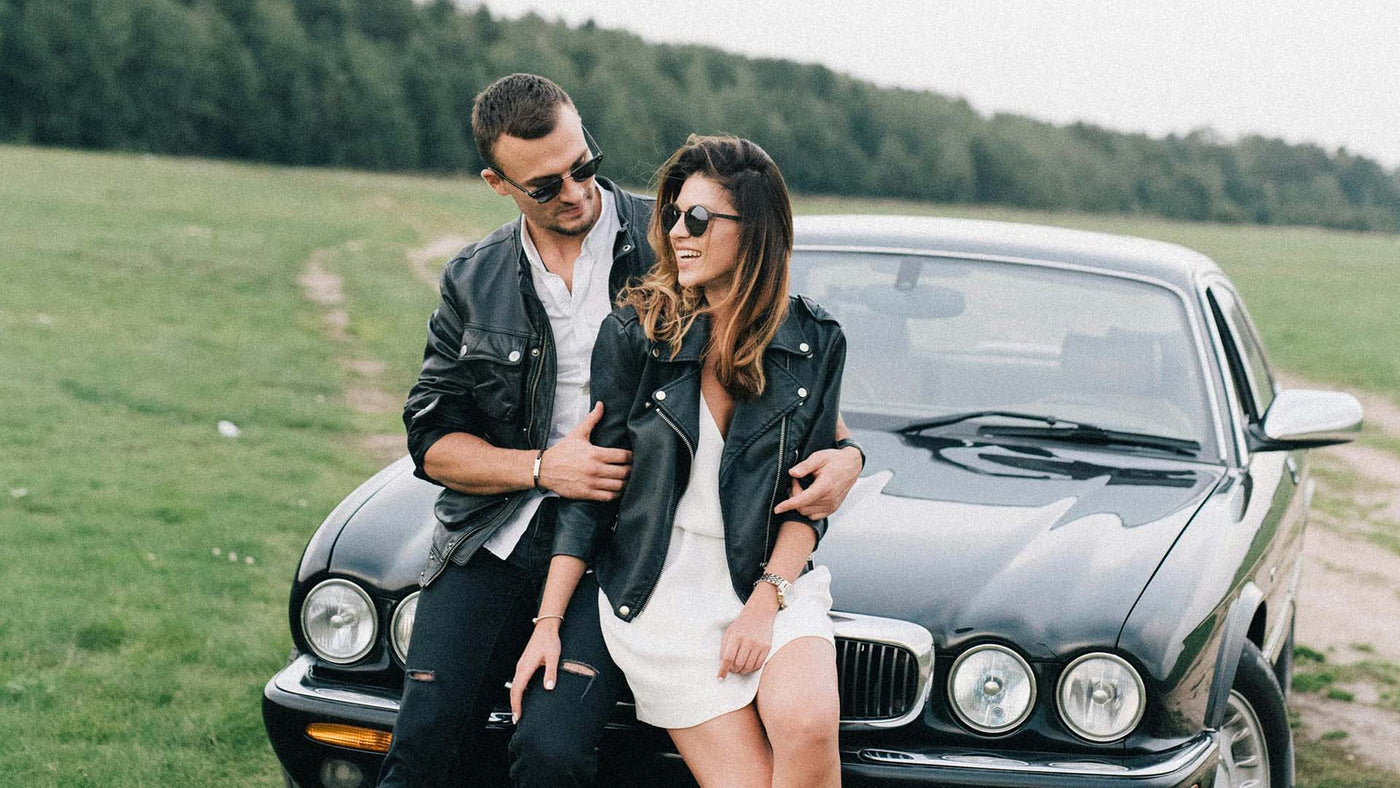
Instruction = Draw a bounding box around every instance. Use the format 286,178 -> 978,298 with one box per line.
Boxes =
598,399 -> 835,729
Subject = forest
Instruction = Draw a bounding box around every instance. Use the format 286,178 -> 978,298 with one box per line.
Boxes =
4,0 -> 1399,231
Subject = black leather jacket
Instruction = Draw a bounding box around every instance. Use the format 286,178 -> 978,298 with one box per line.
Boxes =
552,297 -> 846,622
403,178 -> 656,587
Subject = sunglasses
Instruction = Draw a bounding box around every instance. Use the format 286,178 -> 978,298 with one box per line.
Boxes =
491,126 -> 604,204
660,203 -> 742,237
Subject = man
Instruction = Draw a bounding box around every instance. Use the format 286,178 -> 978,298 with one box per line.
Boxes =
380,73 -> 864,788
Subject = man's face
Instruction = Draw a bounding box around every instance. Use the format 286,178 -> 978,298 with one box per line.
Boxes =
482,106 -> 600,239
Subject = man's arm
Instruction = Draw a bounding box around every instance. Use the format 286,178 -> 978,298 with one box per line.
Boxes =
772,411 -> 864,521
405,265 -> 629,500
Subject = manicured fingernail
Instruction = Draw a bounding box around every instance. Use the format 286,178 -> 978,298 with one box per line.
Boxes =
545,680 -> 555,690
511,714 -> 518,724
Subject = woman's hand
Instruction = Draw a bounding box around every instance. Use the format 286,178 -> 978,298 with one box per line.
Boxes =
718,589 -> 779,678
509,620 -> 562,723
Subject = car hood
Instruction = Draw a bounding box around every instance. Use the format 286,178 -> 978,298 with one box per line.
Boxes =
324,460 -> 441,596
326,430 -> 1224,655
816,430 -> 1224,660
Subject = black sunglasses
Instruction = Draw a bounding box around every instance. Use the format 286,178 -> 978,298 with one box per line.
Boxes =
491,126 -> 604,204
661,202 -> 742,237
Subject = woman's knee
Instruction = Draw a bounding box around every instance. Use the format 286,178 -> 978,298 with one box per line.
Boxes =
766,702 -> 839,756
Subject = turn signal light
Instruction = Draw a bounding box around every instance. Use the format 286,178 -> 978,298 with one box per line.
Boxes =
306,723 -> 393,753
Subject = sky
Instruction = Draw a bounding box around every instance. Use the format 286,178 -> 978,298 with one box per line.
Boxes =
474,0 -> 1400,170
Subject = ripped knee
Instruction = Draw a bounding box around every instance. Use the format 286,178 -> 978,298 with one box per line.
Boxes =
406,669 -> 436,682
560,660 -> 597,678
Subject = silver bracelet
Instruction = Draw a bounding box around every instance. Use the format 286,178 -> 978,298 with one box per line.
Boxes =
532,448 -> 547,493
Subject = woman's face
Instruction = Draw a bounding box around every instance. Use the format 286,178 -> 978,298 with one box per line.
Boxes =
668,174 -> 742,294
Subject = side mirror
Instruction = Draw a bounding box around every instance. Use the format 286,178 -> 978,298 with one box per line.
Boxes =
1247,389 -> 1363,452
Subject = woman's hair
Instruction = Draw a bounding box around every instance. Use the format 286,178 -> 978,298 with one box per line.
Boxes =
622,135 -> 794,399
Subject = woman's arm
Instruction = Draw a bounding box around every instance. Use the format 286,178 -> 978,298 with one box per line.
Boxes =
550,313 -> 642,561
719,326 -> 848,677
509,554 -> 587,722
717,520 -> 815,678
511,312 -> 643,719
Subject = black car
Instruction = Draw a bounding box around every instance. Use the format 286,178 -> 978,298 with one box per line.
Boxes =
264,216 -> 1362,788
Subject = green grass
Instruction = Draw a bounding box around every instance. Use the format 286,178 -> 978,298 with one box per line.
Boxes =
1298,735 -> 1400,788
2,144 -> 1399,784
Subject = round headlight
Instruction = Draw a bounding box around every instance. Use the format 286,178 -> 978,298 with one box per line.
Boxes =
301,579 -> 377,664
391,591 -> 420,664
1057,653 -> 1145,742
948,644 -> 1036,734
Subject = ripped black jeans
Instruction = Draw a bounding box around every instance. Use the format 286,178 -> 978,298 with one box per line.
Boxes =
377,506 -> 624,788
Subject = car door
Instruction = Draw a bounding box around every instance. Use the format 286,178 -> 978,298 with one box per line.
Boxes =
1205,282 -> 1303,655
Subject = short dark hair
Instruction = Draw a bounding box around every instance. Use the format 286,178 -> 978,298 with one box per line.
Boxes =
471,74 -> 574,169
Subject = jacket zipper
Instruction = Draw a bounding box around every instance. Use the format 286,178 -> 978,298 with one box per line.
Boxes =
525,332 -> 549,448
762,355 -> 794,568
762,415 -> 789,568
630,405 -> 695,618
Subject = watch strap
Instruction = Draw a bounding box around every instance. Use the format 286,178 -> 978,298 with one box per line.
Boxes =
834,437 -> 866,469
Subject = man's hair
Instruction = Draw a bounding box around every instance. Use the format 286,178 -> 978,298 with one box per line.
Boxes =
471,73 -> 574,169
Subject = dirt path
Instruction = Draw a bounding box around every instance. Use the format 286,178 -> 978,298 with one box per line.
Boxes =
1285,375 -> 1400,773
298,242 -> 405,466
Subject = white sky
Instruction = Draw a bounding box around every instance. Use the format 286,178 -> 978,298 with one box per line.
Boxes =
475,0 -> 1400,170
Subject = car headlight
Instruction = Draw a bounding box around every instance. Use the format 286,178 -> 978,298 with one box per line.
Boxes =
390,591 -> 419,664
1056,653 -> 1146,742
301,579 -> 377,664
948,644 -> 1036,734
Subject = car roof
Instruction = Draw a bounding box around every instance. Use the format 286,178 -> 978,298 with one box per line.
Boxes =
793,215 -> 1222,290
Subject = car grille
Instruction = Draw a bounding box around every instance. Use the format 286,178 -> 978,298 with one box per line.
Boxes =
836,637 -> 920,722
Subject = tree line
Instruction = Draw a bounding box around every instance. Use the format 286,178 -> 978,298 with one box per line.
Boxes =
4,0 -> 1399,231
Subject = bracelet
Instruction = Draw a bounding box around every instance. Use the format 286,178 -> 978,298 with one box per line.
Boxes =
834,437 -> 866,469
532,448 -> 548,493
531,614 -> 564,625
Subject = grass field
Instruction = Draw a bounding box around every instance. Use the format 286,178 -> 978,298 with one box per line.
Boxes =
2,144 -> 1398,786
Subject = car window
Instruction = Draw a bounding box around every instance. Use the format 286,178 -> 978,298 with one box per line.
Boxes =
1206,286 -> 1275,420
791,251 -> 1217,456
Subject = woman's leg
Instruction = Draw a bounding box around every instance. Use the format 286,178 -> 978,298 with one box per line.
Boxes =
755,636 -> 842,788
667,705 -> 773,788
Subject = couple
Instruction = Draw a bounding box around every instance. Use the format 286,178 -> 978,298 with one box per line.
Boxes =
381,73 -> 863,788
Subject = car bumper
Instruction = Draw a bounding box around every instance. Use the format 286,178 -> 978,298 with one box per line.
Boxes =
265,654 -> 1218,788
839,736 -> 1218,787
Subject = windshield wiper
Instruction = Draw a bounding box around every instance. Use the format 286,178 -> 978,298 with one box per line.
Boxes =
895,410 -> 1071,434
978,424 -> 1202,456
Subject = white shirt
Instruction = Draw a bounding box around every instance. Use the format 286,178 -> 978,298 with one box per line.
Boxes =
484,184 -> 621,559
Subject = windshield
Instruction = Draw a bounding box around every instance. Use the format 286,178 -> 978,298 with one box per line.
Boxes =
791,251 -> 1216,458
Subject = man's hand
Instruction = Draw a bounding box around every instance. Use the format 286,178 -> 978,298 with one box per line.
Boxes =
773,445 -> 864,520
509,620 -> 562,723
538,402 -> 632,501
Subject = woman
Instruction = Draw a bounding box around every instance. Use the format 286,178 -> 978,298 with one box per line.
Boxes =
515,135 -> 848,787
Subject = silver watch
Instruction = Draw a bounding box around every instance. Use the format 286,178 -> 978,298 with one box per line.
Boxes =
755,572 -> 793,610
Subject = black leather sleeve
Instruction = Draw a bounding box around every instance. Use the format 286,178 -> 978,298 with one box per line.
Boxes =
784,326 -> 847,544
551,312 -> 641,560
403,264 -> 487,485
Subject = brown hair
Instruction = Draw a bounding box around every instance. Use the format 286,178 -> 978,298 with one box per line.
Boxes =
470,73 -> 573,169
623,135 -> 794,399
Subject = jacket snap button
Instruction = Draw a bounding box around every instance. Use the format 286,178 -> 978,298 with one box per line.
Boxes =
651,348 -> 660,357
619,605 -> 631,616
508,350 -> 521,362
798,387 -> 808,398
654,390 -> 666,401
799,342 -> 810,353
531,347 -> 540,357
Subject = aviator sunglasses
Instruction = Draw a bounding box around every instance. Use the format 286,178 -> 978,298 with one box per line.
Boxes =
660,202 -> 742,237
490,125 -> 604,204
